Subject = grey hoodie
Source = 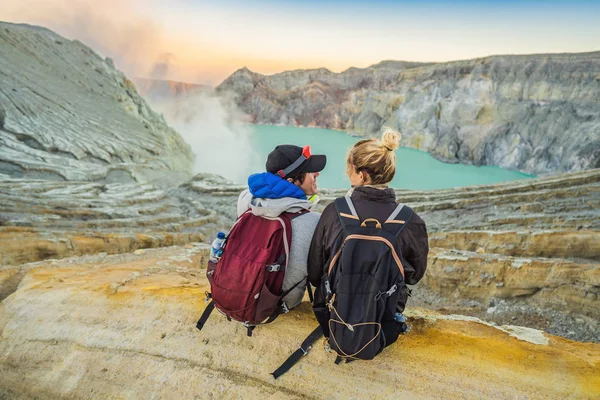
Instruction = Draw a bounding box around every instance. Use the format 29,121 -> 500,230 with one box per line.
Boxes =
237,189 -> 320,308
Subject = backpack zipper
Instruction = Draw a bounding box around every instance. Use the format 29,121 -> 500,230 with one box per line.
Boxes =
328,234 -> 405,279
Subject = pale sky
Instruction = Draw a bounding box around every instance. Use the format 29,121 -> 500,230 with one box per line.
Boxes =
2,0 -> 599,85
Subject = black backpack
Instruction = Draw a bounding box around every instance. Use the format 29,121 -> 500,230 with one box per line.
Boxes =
272,195 -> 413,378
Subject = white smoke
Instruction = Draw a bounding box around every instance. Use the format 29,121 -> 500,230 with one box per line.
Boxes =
0,0 -> 164,80
149,91 -> 257,184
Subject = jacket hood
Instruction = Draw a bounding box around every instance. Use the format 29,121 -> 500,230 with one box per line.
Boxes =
238,188 -> 313,218
248,172 -> 306,200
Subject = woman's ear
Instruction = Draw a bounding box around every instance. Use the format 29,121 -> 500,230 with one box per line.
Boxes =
361,171 -> 372,184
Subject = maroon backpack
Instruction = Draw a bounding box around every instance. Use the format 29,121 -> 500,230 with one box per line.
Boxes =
196,209 -> 307,336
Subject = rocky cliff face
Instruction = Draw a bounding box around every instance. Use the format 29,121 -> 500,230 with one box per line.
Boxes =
0,22 -> 194,187
217,53 -> 600,175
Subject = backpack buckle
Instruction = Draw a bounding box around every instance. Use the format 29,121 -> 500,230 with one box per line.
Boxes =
386,284 -> 398,297
243,324 -> 255,337
204,292 -> 212,303
324,281 -> 332,296
375,284 -> 398,301
267,264 -> 281,272
281,302 -> 290,314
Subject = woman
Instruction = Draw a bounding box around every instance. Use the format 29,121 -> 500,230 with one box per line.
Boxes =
307,128 -> 429,356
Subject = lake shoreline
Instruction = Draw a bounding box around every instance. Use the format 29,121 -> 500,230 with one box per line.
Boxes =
245,125 -> 535,190
247,123 -> 537,177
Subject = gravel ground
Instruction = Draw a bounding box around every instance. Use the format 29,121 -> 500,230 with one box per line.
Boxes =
408,285 -> 599,343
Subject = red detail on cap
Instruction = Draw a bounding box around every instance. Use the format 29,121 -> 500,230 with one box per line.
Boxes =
302,145 -> 312,158
277,170 -> 285,177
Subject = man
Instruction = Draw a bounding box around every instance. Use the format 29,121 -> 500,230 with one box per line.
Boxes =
237,144 -> 326,309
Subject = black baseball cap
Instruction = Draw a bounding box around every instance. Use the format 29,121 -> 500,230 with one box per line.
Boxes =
266,145 -> 327,178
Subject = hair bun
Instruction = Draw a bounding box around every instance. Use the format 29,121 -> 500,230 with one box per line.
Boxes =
380,127 -> 401,151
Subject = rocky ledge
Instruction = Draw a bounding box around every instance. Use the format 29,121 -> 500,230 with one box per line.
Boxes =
218,52 -> 600,175
1,245 -> 598,399
0,173 -> 245,266
0,22 -> 193,187
317,169 -> 600,342
1,168 -> 597,342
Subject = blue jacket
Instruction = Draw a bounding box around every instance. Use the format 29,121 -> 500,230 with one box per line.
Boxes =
248,172 -> 306,200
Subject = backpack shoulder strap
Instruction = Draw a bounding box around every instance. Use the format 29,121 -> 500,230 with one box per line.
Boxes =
271,326 -> 323,379
383,203 -> 414,237
288,209 -> 309,220
333,196 -> 361,231
195,300 -> 215,331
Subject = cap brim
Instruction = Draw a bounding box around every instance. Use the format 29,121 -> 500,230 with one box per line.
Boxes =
302,154 -> 327,173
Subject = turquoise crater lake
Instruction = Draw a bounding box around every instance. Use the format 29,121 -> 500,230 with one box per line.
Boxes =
246,125 -> 534,190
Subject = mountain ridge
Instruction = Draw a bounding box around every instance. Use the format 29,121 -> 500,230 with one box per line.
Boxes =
217,51 -> 600,175
221,50 -> 600,83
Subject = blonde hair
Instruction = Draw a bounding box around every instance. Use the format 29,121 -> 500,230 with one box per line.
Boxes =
347,127 -> 401,185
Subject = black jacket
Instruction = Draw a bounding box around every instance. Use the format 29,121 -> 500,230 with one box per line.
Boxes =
307,186 -> 429,312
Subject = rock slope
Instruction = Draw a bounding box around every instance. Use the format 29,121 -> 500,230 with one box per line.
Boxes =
218,53 -> 600,175
1,245 -> 598,399
0,22 -> 194,187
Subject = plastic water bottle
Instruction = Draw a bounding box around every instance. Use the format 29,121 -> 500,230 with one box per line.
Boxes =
209,232 -> 226,263
394,313 -> 407,323
394,312 -> 410,334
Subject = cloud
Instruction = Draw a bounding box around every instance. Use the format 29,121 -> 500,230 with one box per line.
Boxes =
150,53 -> 177,80
0,0 -> 237,84
1,0 -> 259,183
0,0 -> 165,79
